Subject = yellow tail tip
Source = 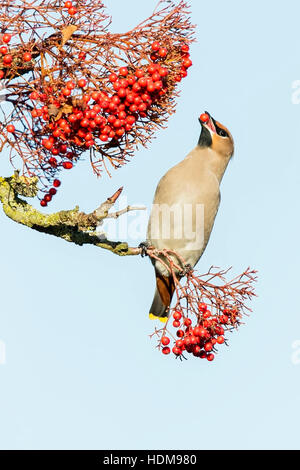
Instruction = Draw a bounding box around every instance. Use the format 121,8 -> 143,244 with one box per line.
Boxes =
149,313 -> 168,323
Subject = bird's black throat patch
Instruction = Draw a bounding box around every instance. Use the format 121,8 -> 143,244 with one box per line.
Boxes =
198,125 -> 212,148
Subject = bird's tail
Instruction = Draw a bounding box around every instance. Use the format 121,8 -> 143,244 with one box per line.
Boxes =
149,272 -> 175,322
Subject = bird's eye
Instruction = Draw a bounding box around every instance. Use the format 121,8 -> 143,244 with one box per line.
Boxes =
217,128 -> 228,138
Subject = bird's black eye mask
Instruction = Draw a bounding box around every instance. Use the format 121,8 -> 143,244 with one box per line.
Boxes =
215,125 -> 229,138
211,116 -> 229,138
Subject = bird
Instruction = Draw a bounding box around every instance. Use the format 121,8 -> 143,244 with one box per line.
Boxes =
146,111 -> 234,322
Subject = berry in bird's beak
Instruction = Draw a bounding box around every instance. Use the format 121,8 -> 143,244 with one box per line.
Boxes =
199,113 -> 209,123
199,111 -> 216,134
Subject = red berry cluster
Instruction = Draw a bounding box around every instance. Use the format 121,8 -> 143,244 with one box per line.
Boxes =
64,1 -> 77,16
39,179 -> 61,207
0,33 -> 32,79
15,41 -> 192,206
160,303 -> 238,362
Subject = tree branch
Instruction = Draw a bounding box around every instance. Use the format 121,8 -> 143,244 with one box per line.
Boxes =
0,172 -> 142,257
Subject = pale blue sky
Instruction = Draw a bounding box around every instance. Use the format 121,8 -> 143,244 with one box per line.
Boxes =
0,0 -> 300,450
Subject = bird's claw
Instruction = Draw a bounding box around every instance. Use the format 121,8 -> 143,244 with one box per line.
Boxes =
139,241 -> 150,257
181,263 -> 193,276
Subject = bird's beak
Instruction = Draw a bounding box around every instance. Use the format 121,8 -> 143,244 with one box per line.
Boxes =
199,111 -> 217,134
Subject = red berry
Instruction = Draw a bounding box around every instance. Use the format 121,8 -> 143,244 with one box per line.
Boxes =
151,41 -> 160,51
3,54 -> 12,64
78,78 -> 87,88
176,329 -> 184,338
118,111 -> 127,120
119,79 -> 128,88
2,34 -> 11,44
68,6 -> 77,15
159,67 -> 168,78
40,200 -> 47,207
0,46 -> 8,54
158,47 -> 168,58
62,88 -> 71,97
161,336 -> 170,346
217,336 -> 225,344
115,127 -> 125,137
48,157 -> 57,167
29,91 -> 39,100
126,115 -> 136,125
85,140 -> 94,148
189,336 -> 197,345
23,52 -> 32,62
204,342 -> 213,352
193,345 -> 201,356
148,64 -> 157,74
173,311 -> 182,321
118,88 -> 127,98
151,72 -> 160,82
53,179 -> 61,188
66,80 -> 76,90
147,83 -> 155,93
64,1 -> 72,7
135,69 -> 144,78
100,134 -> 108,142
172,346 -> 182,356
80,118 -> 89,127
199,113 -> 209,124
207,353 -> 215,362
203,310 -> 211,319
138,77 -> 147,87
176,340 -> 184,349
154,80 -> 163,90
109,73 -> 118,82
129,104 -> 138,113
42,138 -> 53,149
173,320 -> 180,328
193,327 -> 202,337
216,326 -> 224,335
49,188 -> 57,196
119,67 -> 128,76
222,315 -> 229,324
184,318 -> 192,327
183,58 -> 192,68
181,44 -> 190,53
181,69 -> 188,78
6,124 -> 15,133
52,128 -> 61,137
162,347 -> 170,355
198,302 -> 207,311
0,70 -> 4,79
63,161 -> 73,169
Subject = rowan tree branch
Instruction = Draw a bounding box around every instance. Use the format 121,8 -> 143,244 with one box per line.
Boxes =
0,172 -> 142,256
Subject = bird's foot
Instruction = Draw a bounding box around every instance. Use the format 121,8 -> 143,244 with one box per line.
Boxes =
139,241 -> 150,257
181,263 -> 193,276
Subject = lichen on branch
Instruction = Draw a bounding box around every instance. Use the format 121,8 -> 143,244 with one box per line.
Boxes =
0,172 -> 142,256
